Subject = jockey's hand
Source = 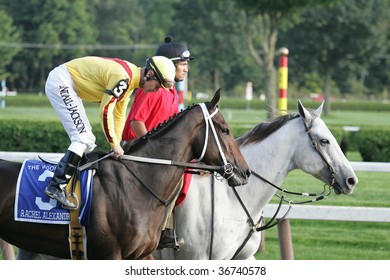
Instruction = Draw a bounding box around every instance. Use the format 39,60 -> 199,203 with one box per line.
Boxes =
111,145 -> 124,159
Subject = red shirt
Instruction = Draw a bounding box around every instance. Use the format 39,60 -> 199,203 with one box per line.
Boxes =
122,86 -> 179,141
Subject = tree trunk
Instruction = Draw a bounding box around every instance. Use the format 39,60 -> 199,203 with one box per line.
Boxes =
264,63 -> 277,118
246,13 -> 279,118
323,71 -> 331,116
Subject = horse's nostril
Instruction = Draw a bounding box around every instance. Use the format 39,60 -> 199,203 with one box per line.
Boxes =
246,169 -> 251,177
347,177 -> 357,187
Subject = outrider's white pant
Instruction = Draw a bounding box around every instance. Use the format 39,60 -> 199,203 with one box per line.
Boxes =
45,64 -> 96,157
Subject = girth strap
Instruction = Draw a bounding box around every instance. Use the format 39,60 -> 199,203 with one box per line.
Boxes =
66,174 -> 87,260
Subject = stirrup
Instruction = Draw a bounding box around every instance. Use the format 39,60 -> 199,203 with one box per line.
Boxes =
157,230 -> 185,250
63,192 -> 79,210
45,185 -> 78,210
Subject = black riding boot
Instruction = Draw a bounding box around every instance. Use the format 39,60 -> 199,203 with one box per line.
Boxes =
44,150 -> 81,210
157,228 -> 185,250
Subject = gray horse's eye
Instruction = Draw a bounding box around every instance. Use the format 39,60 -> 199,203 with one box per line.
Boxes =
320,139 -> 330,145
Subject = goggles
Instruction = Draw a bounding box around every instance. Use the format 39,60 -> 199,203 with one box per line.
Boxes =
149,58 -> 174,89
171,50 -> 193,62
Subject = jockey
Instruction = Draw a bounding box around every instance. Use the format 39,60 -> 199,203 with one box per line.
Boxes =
123,36 -> 193,140
122,36 -> 193,250
44,56 -> 176,209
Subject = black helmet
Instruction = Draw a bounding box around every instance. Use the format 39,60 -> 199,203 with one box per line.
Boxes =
155,36 -> 194,63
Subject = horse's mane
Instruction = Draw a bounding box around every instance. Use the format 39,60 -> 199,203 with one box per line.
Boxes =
123,103 -> 208,153
236,113 -> 300,146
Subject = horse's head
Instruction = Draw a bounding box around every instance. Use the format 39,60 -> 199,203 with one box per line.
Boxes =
192,89 -> 250,187
297,100 -> 358,195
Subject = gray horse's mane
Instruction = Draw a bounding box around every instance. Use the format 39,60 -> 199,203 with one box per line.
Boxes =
236,113 -> 300,147
123,103 -> 207,153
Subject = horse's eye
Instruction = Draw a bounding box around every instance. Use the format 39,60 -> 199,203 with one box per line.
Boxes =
320,139 -> 330,145
222,128 -> 230,135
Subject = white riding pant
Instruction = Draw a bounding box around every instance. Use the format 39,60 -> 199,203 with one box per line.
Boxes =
45,64 -> 96,157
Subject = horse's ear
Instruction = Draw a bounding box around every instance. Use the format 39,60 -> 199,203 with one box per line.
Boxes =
297,99 -> 310,119
313,101 -> 324,117
298,99 -> 315,126
210,88 -> 221,109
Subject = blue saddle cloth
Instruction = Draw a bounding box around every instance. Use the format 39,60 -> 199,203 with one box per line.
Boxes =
15,159 -> 93,226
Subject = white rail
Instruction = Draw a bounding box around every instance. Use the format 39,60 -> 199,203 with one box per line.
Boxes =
263,204 -> 390,222
0,151 -> 63,162
2,152 -> 390,172
1,152 -> 390,260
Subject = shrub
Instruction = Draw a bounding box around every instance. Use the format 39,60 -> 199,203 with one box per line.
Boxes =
0,120 -> 110,152
355,129 -> 390,162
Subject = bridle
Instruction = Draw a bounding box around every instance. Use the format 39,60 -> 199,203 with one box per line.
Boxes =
118,103 -> 234,178
228,117 -> 336,259
192,103 -> 234,180
302,118 -> 336,186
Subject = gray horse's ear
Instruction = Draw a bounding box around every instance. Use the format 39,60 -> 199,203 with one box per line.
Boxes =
298,99 -> 316,128
297,99 -> 311,120
313,101 -> 324,117
210,88 -> 221,109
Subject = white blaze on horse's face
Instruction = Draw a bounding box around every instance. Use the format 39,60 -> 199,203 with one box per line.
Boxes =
297,100 -> 358,195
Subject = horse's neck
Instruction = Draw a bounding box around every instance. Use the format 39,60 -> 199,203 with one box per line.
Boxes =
123,116 -> 196,203
235,122 -> 299,210
136,118 -> 195,163
244,130 -> 296,184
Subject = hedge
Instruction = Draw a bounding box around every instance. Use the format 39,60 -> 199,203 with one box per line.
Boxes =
354,128 -> 390,162
0,120 -> 110,153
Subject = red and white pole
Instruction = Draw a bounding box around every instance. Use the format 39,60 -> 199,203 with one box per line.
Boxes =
278,47 -> 289,115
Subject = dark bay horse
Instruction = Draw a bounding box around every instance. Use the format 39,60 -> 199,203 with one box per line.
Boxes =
0,90 -> 250,260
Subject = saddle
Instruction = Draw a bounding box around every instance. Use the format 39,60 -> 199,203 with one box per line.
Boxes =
38,152 -> 102,260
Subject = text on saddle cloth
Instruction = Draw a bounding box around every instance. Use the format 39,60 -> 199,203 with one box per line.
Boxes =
15,159 -> 93,226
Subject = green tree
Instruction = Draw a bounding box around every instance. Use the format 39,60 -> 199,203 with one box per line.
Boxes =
232,0 -> 335,116
0,9 -> 21,80
171,0 -> 258,96
363,2 -> 390,100
88,0 -> 145,62
280,0 -> 388,114
1,0 -> 97,91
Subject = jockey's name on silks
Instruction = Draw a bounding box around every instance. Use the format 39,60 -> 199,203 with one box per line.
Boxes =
59,85 -> 87,134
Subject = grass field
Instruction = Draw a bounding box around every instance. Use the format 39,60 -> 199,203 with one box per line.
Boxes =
1,95 -> 389,260
255,169 -> 390,260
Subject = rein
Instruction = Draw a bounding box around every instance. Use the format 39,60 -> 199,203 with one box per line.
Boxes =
119,154 -> 225,173
228,117 -> 335,259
